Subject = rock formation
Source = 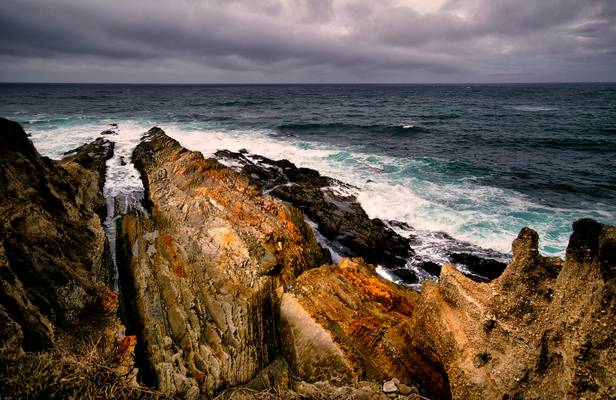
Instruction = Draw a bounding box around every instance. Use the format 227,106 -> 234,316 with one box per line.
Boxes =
405,218 -> 615,399
214,149 -> 508,283
280,257 -> 451,400
0,117 -> 119,354
215,149 -> 413,269
117,128 -> 330,398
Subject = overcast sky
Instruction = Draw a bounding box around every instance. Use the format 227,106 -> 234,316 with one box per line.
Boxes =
0,0 -> 615,83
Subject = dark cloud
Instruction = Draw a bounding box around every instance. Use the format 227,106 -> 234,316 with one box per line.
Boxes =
0,0 -> 614,83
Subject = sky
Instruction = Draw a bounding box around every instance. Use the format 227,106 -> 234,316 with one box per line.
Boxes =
0,0 -> 615,83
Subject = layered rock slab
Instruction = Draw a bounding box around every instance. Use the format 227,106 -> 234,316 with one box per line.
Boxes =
279,257 -> 451,400
118,128 -> 330,398
215,149 -> 413,269
0,118 -> 118,353
406,219 -> 615,399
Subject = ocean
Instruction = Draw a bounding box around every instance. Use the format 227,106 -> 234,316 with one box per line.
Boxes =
1,83 -> 615,267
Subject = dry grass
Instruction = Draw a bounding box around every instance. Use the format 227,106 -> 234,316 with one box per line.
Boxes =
0,339 -> 167,400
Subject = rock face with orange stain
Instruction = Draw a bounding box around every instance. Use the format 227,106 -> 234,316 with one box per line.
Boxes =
118,127 -> 330,398
279,257 -> 452,400
405,219 -> 615,399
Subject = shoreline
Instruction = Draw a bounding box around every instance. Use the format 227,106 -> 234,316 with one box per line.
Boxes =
1,118 -> 614,399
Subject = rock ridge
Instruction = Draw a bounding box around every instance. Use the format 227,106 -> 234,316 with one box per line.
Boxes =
117,127 -> 330,397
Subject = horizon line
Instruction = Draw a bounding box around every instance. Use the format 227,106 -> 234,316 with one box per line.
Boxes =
1,81 -> 615,86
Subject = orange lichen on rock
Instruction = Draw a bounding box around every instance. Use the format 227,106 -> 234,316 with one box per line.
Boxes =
278,211 -> 299,240
157,233 -> 186,278
101,289 -> 120,313
281,258 -> 431,393
338,259 -> 414,316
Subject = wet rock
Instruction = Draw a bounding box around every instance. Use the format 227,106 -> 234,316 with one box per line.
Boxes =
390,268 -> 420,284
62,137 -> 114,216
118,127 -> 330,398
406,220 -> 616,399
416,261 -> 441,277
215,149 -> 414,271
100,129 -> 117,135
0,118 -> 117,352
449,252 -> 507,281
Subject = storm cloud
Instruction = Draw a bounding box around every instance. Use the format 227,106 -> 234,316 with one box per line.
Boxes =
0,0 -> 614,83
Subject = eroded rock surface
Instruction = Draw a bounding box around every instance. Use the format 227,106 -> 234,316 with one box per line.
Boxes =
118,128 -> 330,398
406,219 -> 615,399
0,118 -> 120,353
280,257 -> 451,400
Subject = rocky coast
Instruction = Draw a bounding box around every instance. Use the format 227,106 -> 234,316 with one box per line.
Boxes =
1,118 -> 614,399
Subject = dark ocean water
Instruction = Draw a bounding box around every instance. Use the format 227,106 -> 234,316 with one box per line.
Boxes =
1,83 -> 615,260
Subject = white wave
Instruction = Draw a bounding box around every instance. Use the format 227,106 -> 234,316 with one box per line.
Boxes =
26,118 -> 610,259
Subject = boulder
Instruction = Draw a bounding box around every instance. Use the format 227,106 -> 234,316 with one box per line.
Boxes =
117,127 -> 330,398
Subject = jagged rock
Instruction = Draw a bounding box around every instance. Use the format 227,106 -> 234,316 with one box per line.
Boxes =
406,219 -> 616,399
0,118 -> 117,352
215,149 -> 414,271
279,257 -> 449,399
117,127 -> 330,398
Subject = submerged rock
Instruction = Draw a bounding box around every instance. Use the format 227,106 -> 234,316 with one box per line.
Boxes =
406,219 -> 616,399
117,127 -> 330,398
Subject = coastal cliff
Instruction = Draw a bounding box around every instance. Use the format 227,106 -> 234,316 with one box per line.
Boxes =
0,118 -> 116,352
0,118 -> 146,398
0,120 -> 614,399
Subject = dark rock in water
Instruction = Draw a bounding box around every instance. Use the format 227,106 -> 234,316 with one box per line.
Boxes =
62,138 -> 114,201
215,149 -> 414,269
110,123 -> 118,128
100,129 -> 117,135
417,261 -> 442,277
449,252 -> 507,281
119,156 -> 127,166
0,118 -> 117,353
390,268 -> 420,284
387,220 -> 414,231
